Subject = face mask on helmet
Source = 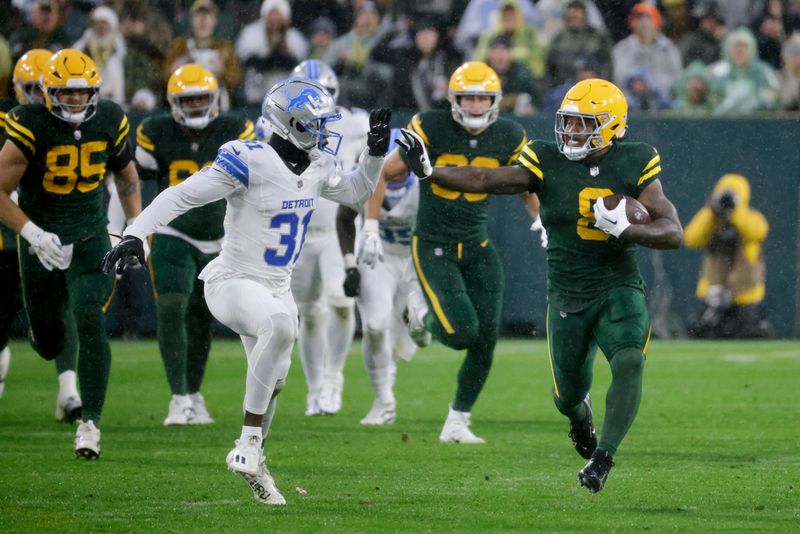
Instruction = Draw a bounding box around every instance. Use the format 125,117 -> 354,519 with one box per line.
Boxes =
290,59 -> 340,104
554,78 -> 627,161
167,64 -> 220,130
42,49 -> 102,124
261,79 -> 342,156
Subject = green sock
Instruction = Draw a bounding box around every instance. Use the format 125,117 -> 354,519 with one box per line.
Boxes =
75,303 -> 111,424
157,294 -> 189,395
452,340 -> 495,412
599,348 -> 645,456
54,310 -> 78,375
185,291 -> 212,394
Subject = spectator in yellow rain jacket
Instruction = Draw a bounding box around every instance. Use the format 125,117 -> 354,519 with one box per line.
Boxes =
684,173 -> 772,338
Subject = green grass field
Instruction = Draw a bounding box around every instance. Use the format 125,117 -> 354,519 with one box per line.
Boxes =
0,338 -> 798,532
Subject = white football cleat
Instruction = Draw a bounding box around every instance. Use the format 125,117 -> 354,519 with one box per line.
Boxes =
405,290 -> 432,348
226,448 -> 286,505
360,399 -> 396,425
439,405 -> 485,444
317,379 -> 342,415
75,420 -> 101,459
305,388 -> 324,416
226,435 -> 263,477
163,394 -> 196,426
0,345 -> 10,398
189,392 -> 214,425
55,394 -> 82,424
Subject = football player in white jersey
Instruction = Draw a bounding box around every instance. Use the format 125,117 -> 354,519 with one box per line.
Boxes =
336,129 -> 423,425
287,60 -> 370,416
103,79 -> 391,505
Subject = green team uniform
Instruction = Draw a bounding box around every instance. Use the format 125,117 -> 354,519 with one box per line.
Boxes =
135,113 -> 254,397
407,110 -> 527,412
517,139 -> 660,454
4,100 -> 132,424
0,98 -> 22,351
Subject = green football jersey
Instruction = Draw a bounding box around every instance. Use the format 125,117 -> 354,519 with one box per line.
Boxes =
407,110 -> 527,243
4,100 -> 132,244
516,140 -> 662,312
0,97 -> 17,252
135,113 -> 254,241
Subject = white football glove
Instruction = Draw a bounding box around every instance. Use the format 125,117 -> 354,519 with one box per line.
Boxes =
395,128 -> 433,179
593,197 -> 631,238
358,219 -> 384,268
529,216 -> 548,249
20,221 -> 65,271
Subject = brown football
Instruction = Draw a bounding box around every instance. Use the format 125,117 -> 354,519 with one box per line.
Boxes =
599,194 -> 651,224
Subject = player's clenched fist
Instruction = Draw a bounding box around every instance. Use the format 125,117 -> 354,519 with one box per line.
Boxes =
102,235 -> 145,275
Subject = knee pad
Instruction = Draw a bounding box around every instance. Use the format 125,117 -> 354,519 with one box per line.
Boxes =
260,313 -> 296,351
610,348 -> 645,379
443,323 -> 480,351
331,303 -> 353,321
297,301 -> 325,329
365,321 -> 387,348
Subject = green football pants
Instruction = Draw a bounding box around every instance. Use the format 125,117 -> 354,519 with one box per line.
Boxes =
149,234 -> 215,395
412,236 -> 504,412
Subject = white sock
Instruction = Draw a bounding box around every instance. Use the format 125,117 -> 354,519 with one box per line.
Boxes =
239,425 -> 262,443
58,370 -> 79,398
325,304 -> 355,377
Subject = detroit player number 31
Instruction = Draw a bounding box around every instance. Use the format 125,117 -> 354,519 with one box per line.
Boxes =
397,78 -> 683,493
103,78 -> 391,505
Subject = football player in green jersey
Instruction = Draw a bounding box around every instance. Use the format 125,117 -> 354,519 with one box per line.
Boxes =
397,78 -> 683,492
365,62 -> 541,443
135,64 -> 255,426
1,49 -> 86,409
0,49 -> 142,459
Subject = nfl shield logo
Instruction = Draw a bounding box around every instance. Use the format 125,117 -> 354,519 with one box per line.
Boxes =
590,166 -> 599,176
297,179 -> 303,189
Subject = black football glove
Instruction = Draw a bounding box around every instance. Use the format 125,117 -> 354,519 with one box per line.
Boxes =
396,128 -> 433,179
367,108 -> 392,156
102,235 -> 145,276
343,267 -> 361,298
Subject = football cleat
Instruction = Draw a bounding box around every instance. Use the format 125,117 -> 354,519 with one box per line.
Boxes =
305,388 -> 324,416
568,394 -> 597,459
578,449 -> 614,493
75,420 -> 101,460
360,399 -> 396,425
163,394 -> 196,426
0,345 -> 10,398
55,394 -> 82,424
189,392 -> 214,425
439,404 -> 485,444
227,435 -> 263,477
227,449 -> 286,505
405,290 -> 432,348
317,379 -> 343,415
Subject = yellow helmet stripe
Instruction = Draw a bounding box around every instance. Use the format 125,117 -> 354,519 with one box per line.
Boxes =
637,165 -> 661,186
135,124 -> 155,151
115,123 -> 130,146
408,115 -> 430,146
641,153 -> 660,173
5,116 -> 36,143
239,120 -> 255,140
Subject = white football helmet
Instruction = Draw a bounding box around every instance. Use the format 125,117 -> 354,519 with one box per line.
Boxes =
290,59 -> 340,103
261,79 -> 342,156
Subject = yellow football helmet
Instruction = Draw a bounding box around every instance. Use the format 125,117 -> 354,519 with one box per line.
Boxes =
167,64 -> 220,130
41,49 -> 102,124
13,49 -> 51,104
555,78 -> 627,161
448,61 -> 502,131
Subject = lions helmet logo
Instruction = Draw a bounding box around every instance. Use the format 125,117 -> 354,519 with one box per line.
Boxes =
286,88 -> 323,112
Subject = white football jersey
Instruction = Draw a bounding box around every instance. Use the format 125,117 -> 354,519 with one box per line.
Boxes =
378,175 -> 419,257
308,106 -> 370,232
125,138 -> 382,293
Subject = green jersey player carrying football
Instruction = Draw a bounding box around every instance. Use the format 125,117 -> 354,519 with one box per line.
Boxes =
0,49 -> 142,459
366,62 -> 541,444
396,78 -> 683,493
135,64 -> 255,426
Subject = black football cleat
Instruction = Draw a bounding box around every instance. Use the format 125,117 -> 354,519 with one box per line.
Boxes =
578,449 -> 614,493
568,394 -> 597,459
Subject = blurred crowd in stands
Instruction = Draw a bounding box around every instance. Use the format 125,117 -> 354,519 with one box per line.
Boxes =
1,0 -> 799,115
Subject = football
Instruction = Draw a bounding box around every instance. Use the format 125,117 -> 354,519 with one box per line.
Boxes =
599,194 -> 651,224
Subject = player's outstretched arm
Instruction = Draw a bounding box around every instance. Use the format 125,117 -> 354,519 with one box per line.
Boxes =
624,179 -> 683,249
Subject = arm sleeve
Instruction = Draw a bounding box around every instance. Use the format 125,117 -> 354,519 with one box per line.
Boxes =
321,148 -> 383,210
123,165 -> 239,240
